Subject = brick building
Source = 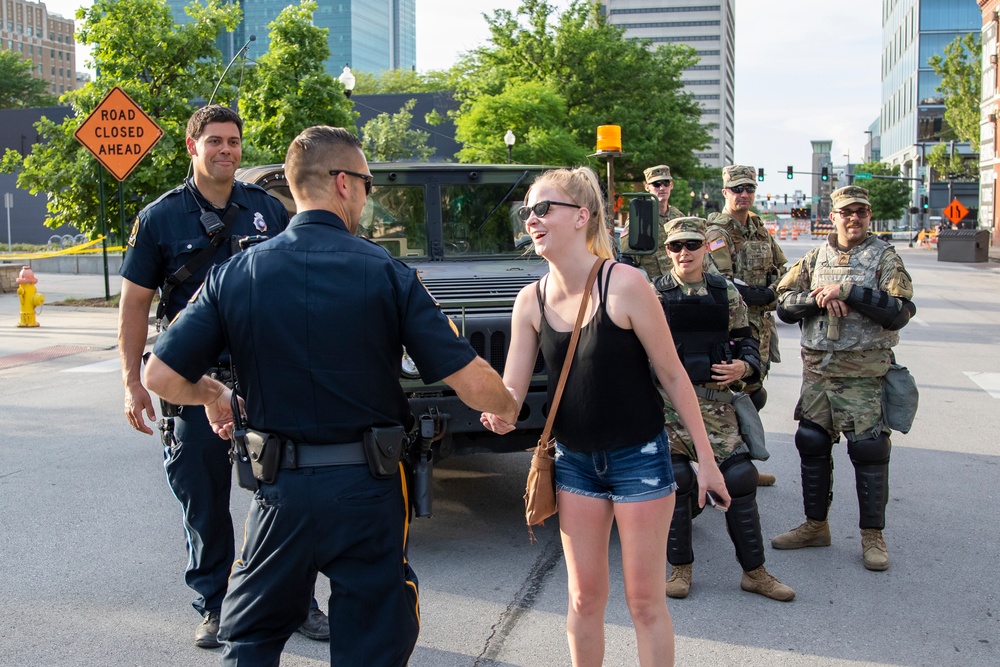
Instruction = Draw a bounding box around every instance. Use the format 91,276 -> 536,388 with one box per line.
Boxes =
1,0 -> 77,97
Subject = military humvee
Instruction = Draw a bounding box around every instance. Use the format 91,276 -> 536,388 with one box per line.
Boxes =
236,163 -> 553,458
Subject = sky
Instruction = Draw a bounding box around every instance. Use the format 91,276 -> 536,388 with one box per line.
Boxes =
47,0 -> 882,197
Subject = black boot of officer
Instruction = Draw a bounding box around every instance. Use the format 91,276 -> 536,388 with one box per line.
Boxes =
771,420 -> 835,550
666,454 -> 695,598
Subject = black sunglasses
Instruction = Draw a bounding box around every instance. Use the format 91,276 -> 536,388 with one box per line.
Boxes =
330,169 -> 373,195
666,240 -> 705,253
650,180 -> 672,189
517,200 -> 580,222
728,185 -> 756,194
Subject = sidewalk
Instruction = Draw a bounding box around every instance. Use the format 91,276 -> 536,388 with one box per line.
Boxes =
0,272 -> 125,361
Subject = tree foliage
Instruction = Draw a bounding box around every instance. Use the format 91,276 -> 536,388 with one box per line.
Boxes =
239,1 -> 357,165
928,33 -> 981,151
854,161 -> 910,228
452,0 -> 710,185
0,0 -> 238,238
360,98 -> 434,162
0,50 -> 59,108
352,68 -> 454,95
925,141 -> 978,181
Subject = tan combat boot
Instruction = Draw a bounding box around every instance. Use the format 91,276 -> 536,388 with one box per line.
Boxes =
757,472 -> 776,486
740,566 -> 795,601
771,518 -> 832,549
861,529 -> 889,571
665,563 -> 692,599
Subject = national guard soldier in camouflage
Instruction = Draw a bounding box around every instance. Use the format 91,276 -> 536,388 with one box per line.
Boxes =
771,186 -> 915,572
621,164 -> 685,278
707,165 -> 788,486
653,217 -> 794,601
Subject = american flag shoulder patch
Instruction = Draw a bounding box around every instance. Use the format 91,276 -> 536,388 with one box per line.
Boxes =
708,238 -> 726,252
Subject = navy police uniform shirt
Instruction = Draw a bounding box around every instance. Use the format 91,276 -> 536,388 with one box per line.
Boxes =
152,209 -> 478,444
120,179 -> 289,321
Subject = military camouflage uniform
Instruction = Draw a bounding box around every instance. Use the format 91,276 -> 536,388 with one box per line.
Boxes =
778,233 -> 913,438
658,273 -> 750,463
705,209 -> 787,387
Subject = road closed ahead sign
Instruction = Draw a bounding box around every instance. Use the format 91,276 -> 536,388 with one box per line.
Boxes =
74,86 -> 163,182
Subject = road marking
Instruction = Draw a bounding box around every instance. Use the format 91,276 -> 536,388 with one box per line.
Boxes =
964,372 -> 1000,399
63,358 -> 121,373
911,315 -> 929,327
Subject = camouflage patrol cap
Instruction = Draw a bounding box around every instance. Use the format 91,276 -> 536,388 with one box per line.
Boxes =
722,165 -> 757,188
664,216 -> 707,243
831,185 -> 871,209
643,164 -> 673,184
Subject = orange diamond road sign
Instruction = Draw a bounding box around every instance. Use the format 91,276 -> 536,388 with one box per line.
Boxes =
74,86 -> 163,182
943,198 -> 969,225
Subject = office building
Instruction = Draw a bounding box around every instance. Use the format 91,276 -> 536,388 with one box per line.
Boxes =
978,0 -> 999,243
167,0 -> 415,77
602,0 -> 736,169
880,0 -> 979,222
0,0 -> 77,96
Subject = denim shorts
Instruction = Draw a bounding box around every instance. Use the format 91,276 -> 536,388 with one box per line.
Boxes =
554,429 -> 677,503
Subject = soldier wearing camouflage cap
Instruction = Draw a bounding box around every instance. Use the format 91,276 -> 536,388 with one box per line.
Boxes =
652,216 -> 794,602
620,164 -> 685,279
771,185 -> 916,572
705,165 -> 788,486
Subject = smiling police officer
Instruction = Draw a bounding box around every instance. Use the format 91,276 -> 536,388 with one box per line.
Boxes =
117,105 -> 327,648
144,126 -> 519,666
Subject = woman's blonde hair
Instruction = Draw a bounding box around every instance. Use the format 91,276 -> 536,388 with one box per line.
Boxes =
529,167 -> 615,260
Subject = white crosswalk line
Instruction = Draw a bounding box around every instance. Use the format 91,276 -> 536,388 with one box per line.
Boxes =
63,358 -> 121,373
964,372 -> 1000,399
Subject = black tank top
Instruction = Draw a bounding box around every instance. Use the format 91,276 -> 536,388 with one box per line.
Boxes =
537,261 -> 664,453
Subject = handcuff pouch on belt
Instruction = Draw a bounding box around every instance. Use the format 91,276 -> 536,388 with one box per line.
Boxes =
242,428 -> 282,484
363,426 -> 406,479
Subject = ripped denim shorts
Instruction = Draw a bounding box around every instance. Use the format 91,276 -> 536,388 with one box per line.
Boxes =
554,429 -> 677,503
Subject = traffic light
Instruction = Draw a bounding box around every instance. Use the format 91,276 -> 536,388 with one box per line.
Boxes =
820,167 -> 829,181
766,193 -> 771,201
921,195 -> 929,211
757,168 -> 765,181
784,194 -> 788,204
786,166 -> 794,179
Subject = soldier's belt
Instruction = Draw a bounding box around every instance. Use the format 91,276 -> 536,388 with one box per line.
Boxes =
281,441 -> 367,469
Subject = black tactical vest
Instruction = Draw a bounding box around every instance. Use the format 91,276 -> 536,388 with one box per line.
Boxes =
655,273 -> 731,384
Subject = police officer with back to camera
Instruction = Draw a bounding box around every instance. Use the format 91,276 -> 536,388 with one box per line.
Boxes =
117,105 -> 327,648
653,217 -> 794,602
143,125 -> 519,666
706,165 -> 788,486
771,186 -> 915,572
620,164 -> 685,279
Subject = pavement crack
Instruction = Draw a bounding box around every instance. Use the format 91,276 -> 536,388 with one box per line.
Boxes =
474,533 -> 563,666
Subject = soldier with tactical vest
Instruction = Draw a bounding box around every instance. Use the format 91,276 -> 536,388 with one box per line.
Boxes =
771,186 -> 915,571
706,165 -> 788,486
620,164 -> 685,279
654,217 -> 794,601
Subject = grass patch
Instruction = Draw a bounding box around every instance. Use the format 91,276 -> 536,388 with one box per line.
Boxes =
54,294 -> 122,308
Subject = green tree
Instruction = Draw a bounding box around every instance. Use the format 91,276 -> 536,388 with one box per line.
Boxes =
352,68 -> 453,94
455,81 -> 589,165
854,161 -> 910,231
239,2 -> 357,165
0,50 -> 58,108
453,1 -> 710,184
925,141 -> 978,181
928,33 -> 981,150
360,98 -> 434,162
0,0 -> 238,238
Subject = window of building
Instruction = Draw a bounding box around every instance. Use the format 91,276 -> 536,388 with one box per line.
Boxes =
59,67 -> 64,77
51,66 -> 55,75
49,31 -> 54,40
918,0 -> 980,31
51,84 -> 56,93
51,49 -> 55,57
685,65 -> 720,70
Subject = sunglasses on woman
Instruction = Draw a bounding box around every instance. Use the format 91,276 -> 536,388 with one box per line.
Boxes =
666,240 -> 705,253
516,200 -> 581,222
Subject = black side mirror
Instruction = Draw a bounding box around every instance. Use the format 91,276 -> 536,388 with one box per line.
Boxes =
626,196 -> 658,254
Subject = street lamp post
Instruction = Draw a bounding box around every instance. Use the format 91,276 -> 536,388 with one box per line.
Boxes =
338,65 -> 356,98
504,130 -> 516,164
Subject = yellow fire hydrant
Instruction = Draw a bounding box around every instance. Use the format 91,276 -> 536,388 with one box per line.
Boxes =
16,266 -> 44,327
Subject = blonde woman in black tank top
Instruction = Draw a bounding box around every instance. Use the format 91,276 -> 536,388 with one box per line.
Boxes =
482,167 -> 730,667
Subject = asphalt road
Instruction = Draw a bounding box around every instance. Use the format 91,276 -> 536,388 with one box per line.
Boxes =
1,240 -> 998,666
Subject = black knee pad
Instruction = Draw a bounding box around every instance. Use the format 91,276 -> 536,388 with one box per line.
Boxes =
847,433 -> 891,466
721,454 -> 758,498
795,420 -> 834,458
749,387 -> 767,411
671,453 -> 696,496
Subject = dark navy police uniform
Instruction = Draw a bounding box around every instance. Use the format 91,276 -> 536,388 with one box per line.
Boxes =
120,180 -> 288,617
152,209 -> 477,666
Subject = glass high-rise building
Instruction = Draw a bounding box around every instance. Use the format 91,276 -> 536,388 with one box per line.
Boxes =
167,0 -> 416,76
602,0 -> 736,169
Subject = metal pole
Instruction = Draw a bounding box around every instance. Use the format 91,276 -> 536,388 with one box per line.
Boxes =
5,192 -> 11,252
606,156 -> 616,230
98,167 -> 110,300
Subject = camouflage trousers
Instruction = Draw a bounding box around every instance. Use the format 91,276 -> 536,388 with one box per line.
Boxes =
663,389 -> 742,464
738,310 -> 775,395
794,365 -> 884,439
